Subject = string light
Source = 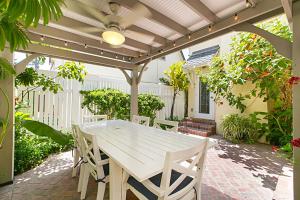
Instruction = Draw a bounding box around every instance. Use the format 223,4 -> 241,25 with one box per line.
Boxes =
84,44 -> 88,48
40,35 -> 45,41
188,34 -> 191,40
246,0 -> 251,7
64,41 -> 68,46
245,0 -> 255,7
173,42 -> 176,47
100,50 -> 104,55
208,25 -> 212,32
234,13 -> 239,21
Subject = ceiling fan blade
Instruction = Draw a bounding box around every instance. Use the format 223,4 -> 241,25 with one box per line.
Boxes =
119,3 -> 152,28
74,1 -> 109,25
77,0 -> 112,14
76,27 -> 104,33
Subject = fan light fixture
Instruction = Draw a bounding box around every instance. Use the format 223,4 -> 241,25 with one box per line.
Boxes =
102,28 -> 125,46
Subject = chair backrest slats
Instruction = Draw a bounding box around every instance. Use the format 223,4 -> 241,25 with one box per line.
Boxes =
76,126 -> 107,180
153,118 -> 179,132
132,115 -> 150,127
160,139 -> 209,199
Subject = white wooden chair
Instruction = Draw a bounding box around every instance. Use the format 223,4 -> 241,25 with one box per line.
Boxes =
83,115 -> 108,124
153,119 -> 179,132
132,115 -> 150,127
122,139 -> 209,200
78,128 -> 109,200
71,124 -> 84,178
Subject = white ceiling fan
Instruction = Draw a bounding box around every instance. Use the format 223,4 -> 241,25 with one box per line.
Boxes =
74,0 -> 154,47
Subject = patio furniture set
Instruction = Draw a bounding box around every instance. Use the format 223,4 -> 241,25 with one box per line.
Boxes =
71,115 -> 215,200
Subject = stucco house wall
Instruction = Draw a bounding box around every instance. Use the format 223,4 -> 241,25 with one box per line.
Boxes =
186,32 -> 268,135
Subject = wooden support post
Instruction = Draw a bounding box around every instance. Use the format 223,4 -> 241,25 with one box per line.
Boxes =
130,68 -> 139,119
120,60 -> 150,119
293,1 -> 300,199
0,48 -> 15,185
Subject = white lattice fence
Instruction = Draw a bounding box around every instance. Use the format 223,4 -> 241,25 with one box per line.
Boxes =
18,70 -> 185,130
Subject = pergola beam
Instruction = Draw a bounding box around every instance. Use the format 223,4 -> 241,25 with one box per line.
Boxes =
19,44 -> 137,70
181,0 -> 220,22
281,0 -> 293,26
27,32 -> 132,62
62,0 -> 167,46
28,26 -> 139,57
49,16 -> 151,52
133,0 -> 283,64
233,22 -> 292,59
113,0 -> 189,35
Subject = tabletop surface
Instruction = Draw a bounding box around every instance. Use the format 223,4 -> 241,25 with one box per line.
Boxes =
80,120 -> 216,182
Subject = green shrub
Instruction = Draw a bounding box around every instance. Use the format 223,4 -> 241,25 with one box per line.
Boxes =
14,112 -> 73,174
221,114 -> 260,143
80,89 -> 130,120
138,94 -> 164,123
80,89 -> 165,122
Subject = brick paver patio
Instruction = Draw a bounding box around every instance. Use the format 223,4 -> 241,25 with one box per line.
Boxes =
0,135 -> 293,200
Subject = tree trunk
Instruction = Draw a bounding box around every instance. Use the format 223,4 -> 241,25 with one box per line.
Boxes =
170,91 -> 177,120
184,89 -> 188,117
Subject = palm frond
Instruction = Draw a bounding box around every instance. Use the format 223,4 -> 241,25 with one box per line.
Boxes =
0,57 -> 16,80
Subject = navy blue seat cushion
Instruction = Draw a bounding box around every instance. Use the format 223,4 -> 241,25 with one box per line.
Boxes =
127,170 -> 193,200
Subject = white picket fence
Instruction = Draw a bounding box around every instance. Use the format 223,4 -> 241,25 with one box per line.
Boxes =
18,70 -> 185,131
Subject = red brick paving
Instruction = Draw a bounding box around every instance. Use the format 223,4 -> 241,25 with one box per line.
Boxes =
0,135 -> 293,200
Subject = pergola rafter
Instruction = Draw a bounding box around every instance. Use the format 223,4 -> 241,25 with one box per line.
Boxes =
133,0 -> 284,64
28,26 -> 139,57
181,0 -> 220,22
19,44 -> 136,70
113,0 -> 189,35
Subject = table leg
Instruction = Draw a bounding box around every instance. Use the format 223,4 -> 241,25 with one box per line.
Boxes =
109,159 -> 123,200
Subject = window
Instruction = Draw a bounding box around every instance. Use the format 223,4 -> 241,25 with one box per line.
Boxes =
199,79 -> 210,114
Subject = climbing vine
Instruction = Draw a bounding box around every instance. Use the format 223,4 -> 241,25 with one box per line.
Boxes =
198,18 -> 293,146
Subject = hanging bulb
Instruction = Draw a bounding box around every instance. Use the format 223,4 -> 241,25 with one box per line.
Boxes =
84,44 -> 88,48
188,34 -> 191,40
100,50 -> 104,55
64,41 -> 68,46
40,35 -> 45,41
173,42 -> 176,47
234,13 -> 239,21
246,0 -> 251,7
208,25 -> 212,32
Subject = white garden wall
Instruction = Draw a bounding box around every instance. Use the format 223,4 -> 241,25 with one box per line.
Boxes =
17,70 -> 185,130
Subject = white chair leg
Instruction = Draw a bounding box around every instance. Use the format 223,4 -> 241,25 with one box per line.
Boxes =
72,149 -> 80,177
121,172 -> 129,200
78,164 -> 85,192
80,167 -> 90,200
96,182 -> 106,200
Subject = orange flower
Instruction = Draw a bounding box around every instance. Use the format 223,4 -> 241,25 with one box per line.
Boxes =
260,71 -> 270,78
245,66 -> 253,73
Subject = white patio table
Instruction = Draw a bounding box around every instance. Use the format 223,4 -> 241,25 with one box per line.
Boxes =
80,120 -> 216,200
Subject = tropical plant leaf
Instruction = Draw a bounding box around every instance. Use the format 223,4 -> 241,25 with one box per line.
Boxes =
0,57 -> 16,80
22,120 -> 71,145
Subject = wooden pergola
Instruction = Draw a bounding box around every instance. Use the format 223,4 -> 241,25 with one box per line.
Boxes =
0,0 -> 299,198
